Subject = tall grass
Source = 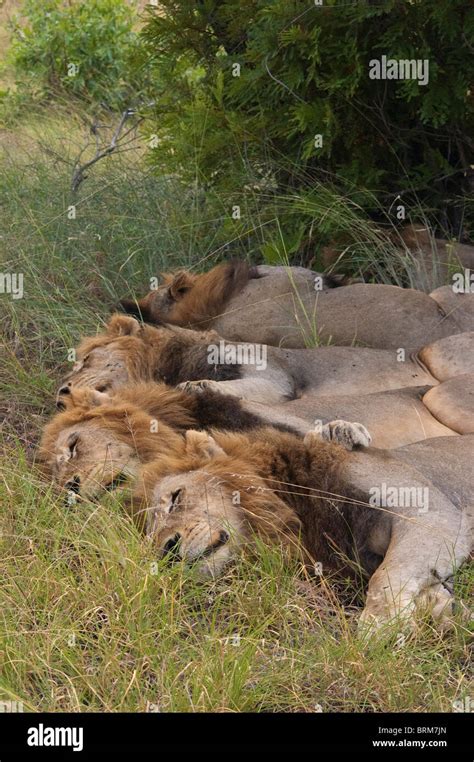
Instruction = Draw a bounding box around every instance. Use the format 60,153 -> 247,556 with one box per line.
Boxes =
0,449 -> 472,712
0,112 -> 246,440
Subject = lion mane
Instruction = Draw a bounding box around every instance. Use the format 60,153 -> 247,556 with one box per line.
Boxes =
37,393 -> 184,477
39,379 -> 371,576
137,426 -> 379,578
63,314 -> 241,389
120,260 -> 255,329
39,380 -> 299,479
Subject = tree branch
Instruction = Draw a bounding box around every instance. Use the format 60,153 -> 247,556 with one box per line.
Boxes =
71,110 -> 144,193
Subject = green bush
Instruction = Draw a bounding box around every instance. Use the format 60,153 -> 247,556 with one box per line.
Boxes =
141,0 -> 474,250
7,0 -> 143,110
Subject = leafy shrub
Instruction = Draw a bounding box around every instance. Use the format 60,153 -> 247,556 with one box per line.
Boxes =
141,0 -> 474,252
7,0 -> 143,110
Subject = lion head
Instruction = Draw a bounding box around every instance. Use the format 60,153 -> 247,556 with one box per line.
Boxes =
119,261 -> 252,328
38,389 -> 183,500
57,314 -> 225,404
120,271 -> 198,324
139,430 -> 302,577
57,315 -> 155,403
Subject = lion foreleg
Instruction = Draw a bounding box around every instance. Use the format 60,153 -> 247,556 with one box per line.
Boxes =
341,453 -> 471,633
359,506 -> 471,632
178,377 -> 291,405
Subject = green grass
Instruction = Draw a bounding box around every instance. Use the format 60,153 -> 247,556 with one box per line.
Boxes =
1,452 -> 472,712
0,110 -> 251,439
0,113 -> 472,714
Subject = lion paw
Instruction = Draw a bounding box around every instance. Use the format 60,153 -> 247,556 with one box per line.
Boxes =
305,420 -> 372,450
177,380 -> 223,395
357,598 -> 416,641
358,583 -> 469,639
415,583 -> 471,630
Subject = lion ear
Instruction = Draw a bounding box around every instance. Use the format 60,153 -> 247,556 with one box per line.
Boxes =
107,314 -> 142,336
168,271 -> 194,301
88,389 -> 113,407
184,430 -> 226,460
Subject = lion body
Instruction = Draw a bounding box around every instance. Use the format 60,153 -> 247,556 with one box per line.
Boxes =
120,262 -> 474,350
140,427 -> 473,627
60,315 -> 474,448
40,368 -> 473,628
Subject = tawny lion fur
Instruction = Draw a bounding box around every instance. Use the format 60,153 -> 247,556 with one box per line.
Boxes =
40,387 -> 371,579
120,261 -> 254,329
38,378 -> 302,498
135,427 -> 379,580
138,428 -> 472,629
38,379 -> 472,629
58,314 -> 465,448
119,260 -> 474,350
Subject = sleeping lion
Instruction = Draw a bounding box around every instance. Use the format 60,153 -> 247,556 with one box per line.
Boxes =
59,314 -> 439,404
138,428 -> 473,632
57,314 -> 473,447
119,260 -> 473,351
40,381 -> 370,500
38,383 -> 472,632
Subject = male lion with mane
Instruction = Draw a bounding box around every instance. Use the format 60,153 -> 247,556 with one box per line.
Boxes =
60,313 -> 438,407
40,381 -> 370,503
136,428 -> 473,631
38,382 -> 472,632
57,314 -> 468,448
118,260 -> 473,350
119,261 -> 345,345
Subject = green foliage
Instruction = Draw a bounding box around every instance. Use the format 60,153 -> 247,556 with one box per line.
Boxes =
0,113 -> 264,432
6,0 -> 143,110
141,0 -> 474,250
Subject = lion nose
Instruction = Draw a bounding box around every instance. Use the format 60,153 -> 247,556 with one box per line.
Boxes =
199,530 -> 230,559
161,533 -> 182,561
219,530 -> 230,545
56,384 -> 71,409
65,476 -> 81,494
207,530 -> 230,553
